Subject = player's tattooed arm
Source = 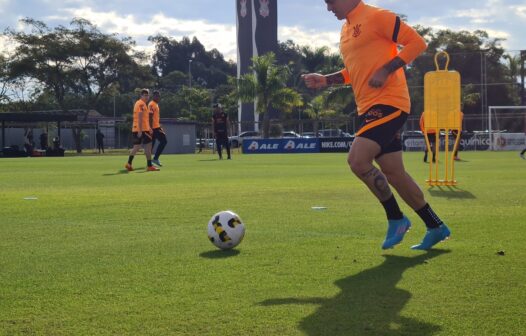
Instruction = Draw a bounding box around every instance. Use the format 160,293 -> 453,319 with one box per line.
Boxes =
325,71 -> 346,86
369,56 -> 407,88
382,56 -> 407,74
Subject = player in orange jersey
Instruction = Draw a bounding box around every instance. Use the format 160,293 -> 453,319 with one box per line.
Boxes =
149,91 -> 167,167
303,0 -> 450,250
125,89 -> 159,172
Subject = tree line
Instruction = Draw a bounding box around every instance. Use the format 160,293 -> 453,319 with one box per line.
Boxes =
0,18 -> 524,134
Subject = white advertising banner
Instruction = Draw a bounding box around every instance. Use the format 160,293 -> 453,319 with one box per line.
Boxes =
492,133 -> 526,151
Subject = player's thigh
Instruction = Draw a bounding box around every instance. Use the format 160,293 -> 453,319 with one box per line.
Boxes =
375,150 -> 406,178
348,136 -> 381,165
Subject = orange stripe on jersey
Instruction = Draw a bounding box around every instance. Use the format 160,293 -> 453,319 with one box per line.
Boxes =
132,99 -> 150,132
339,1 -> 427,115
355,109 -> 402,136
149,101 -> 161,129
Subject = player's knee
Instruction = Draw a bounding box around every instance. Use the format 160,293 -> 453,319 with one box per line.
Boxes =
348,156 -> 369,176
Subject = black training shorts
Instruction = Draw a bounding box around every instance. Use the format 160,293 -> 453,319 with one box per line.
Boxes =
132,131 -> 153,145
356,104 -> 408,157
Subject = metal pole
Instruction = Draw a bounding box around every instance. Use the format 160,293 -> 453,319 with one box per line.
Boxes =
188,59 -> 192,89
521,50 -> 525,106
1,120 -> 4,149
488,107 -> 492,151
480,52 -> 484,131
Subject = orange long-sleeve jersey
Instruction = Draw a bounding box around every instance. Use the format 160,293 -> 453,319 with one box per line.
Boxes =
132,99 -> 150,132
148,100 -> 161,129
339,1 -> 427,115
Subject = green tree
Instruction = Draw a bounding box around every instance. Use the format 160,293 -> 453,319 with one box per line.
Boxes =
0,55 -> 10,104
237,52 -> 303,137
410,27 -> 518,117
149,35 -> 235,89
6,18 -> 151,152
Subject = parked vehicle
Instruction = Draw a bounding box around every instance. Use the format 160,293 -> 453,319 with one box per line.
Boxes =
282,131 -> 302,138
229,131 -> 261,148
196,138 -> 215,150
302,132 -> 322,138
318,129 -> 347,137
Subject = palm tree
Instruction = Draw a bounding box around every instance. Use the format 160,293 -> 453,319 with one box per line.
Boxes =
301,46 -> 329,73
237,52 -> 303,138
305,87 -> 356,136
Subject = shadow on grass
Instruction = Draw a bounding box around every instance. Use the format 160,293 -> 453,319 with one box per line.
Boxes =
102,167 -> 153,176
198,159 -> 221,162
103,169 -> 131,176
200,249 -> 241,259
428,186 -> 476,199
260,250 -> 450,336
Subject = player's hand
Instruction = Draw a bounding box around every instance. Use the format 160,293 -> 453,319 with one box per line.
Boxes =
368,67 -> 389,88
302,73 -> 327,89
138,131 -> 142,138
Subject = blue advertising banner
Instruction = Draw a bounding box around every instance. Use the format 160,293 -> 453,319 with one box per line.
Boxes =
242,138 -> 319,154
319,137 -> 355,153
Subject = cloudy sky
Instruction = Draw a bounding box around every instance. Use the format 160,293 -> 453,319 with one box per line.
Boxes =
1,0 -> 525,61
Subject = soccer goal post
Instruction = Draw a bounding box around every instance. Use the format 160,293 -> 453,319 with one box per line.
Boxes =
488,106 -> 526,150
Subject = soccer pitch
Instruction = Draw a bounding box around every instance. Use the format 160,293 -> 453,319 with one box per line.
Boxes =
1,152 -> 525,335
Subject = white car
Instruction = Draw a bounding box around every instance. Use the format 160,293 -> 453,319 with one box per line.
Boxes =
229,131 -> 260,148
282,131 -> 302,138
302,132 -> 322,138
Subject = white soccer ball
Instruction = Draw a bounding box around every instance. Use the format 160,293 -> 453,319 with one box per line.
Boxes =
207,210 -> 246,250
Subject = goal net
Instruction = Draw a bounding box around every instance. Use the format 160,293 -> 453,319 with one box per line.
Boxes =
488,106 -> 526,150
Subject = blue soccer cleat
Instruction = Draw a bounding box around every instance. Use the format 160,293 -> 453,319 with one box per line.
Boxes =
152,159 -> 163,167
382,215 -> 411,249
411,224 -> 451,250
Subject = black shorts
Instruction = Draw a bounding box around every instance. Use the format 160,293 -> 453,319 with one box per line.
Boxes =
216,133 -> 228,145
426,133 -> 437,144
152,128 -> 166,140
356,104 -> 408,157
132,131 -> 152,145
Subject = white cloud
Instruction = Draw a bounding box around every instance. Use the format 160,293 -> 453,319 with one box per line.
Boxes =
279,26 -> 341,54
62,7 -> 238,61
58,7 -> 346,62
0,34 -> 17,56
60,7 -> 344,62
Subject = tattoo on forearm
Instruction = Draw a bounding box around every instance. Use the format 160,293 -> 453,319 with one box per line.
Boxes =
382,56 -> 406,74
325,72 -> 345,86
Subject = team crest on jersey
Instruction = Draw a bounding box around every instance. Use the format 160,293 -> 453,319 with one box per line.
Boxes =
240,0 -> 247,18
352,24 -> 362,38
259,0 -> 270,18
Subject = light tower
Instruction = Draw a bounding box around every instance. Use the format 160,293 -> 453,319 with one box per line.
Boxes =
236,0 -> 278,132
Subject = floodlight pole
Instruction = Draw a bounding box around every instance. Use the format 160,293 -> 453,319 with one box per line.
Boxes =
188,59 -> 193,89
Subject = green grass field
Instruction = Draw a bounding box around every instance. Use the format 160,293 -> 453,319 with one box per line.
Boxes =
1,151 -> 525,335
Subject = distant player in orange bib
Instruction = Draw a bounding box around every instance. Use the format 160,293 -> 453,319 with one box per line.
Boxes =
149,91 -> 167,167
303,0 -> 450,250
125,89 -> 159,172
